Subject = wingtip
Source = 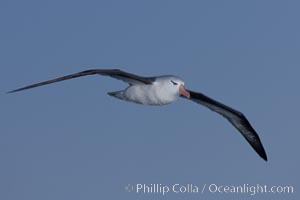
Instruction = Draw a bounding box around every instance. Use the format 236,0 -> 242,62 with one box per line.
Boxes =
249,138 -> 268,162
6,90 -> 14,94
262,153 -> 268,162
6,89 -> 19,94
262,155 -> 268,162
259,149 -> 268,162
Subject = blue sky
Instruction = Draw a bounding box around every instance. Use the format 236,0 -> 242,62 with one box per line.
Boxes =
1,0 -> 299,199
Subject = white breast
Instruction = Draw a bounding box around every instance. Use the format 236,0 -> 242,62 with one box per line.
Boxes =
123,81 -> 179,105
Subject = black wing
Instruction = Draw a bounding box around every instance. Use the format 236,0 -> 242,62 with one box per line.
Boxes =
182,89 -> 268,161
7,69 -> 155,93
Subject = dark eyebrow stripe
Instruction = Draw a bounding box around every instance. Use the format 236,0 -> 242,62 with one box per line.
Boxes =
171,80 -> 178,85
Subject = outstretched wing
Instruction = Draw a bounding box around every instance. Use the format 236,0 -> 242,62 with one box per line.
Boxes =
182,89 -> 268,161
7,69 -> 155,93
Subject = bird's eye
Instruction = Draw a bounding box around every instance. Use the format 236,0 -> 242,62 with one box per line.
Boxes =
171,80 -> 178,85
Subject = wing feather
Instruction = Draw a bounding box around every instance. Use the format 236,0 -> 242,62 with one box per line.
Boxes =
182,89 -> 268,161
7,69 -> 154,93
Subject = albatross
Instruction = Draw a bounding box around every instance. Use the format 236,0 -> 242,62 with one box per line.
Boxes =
8,69 -> 268,161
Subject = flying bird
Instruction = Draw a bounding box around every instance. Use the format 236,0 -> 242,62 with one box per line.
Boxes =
8,69 -> 268,161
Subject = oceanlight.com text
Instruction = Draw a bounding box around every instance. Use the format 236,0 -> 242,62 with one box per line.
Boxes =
124,183 -> 294,196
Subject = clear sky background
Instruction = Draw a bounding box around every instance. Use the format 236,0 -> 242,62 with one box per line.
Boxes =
1,0 -> 299,199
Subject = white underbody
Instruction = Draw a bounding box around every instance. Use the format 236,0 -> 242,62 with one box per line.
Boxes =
108,77 -> 182,105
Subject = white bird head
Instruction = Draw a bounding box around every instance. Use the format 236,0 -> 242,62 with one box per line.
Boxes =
156,76 -> 190,99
